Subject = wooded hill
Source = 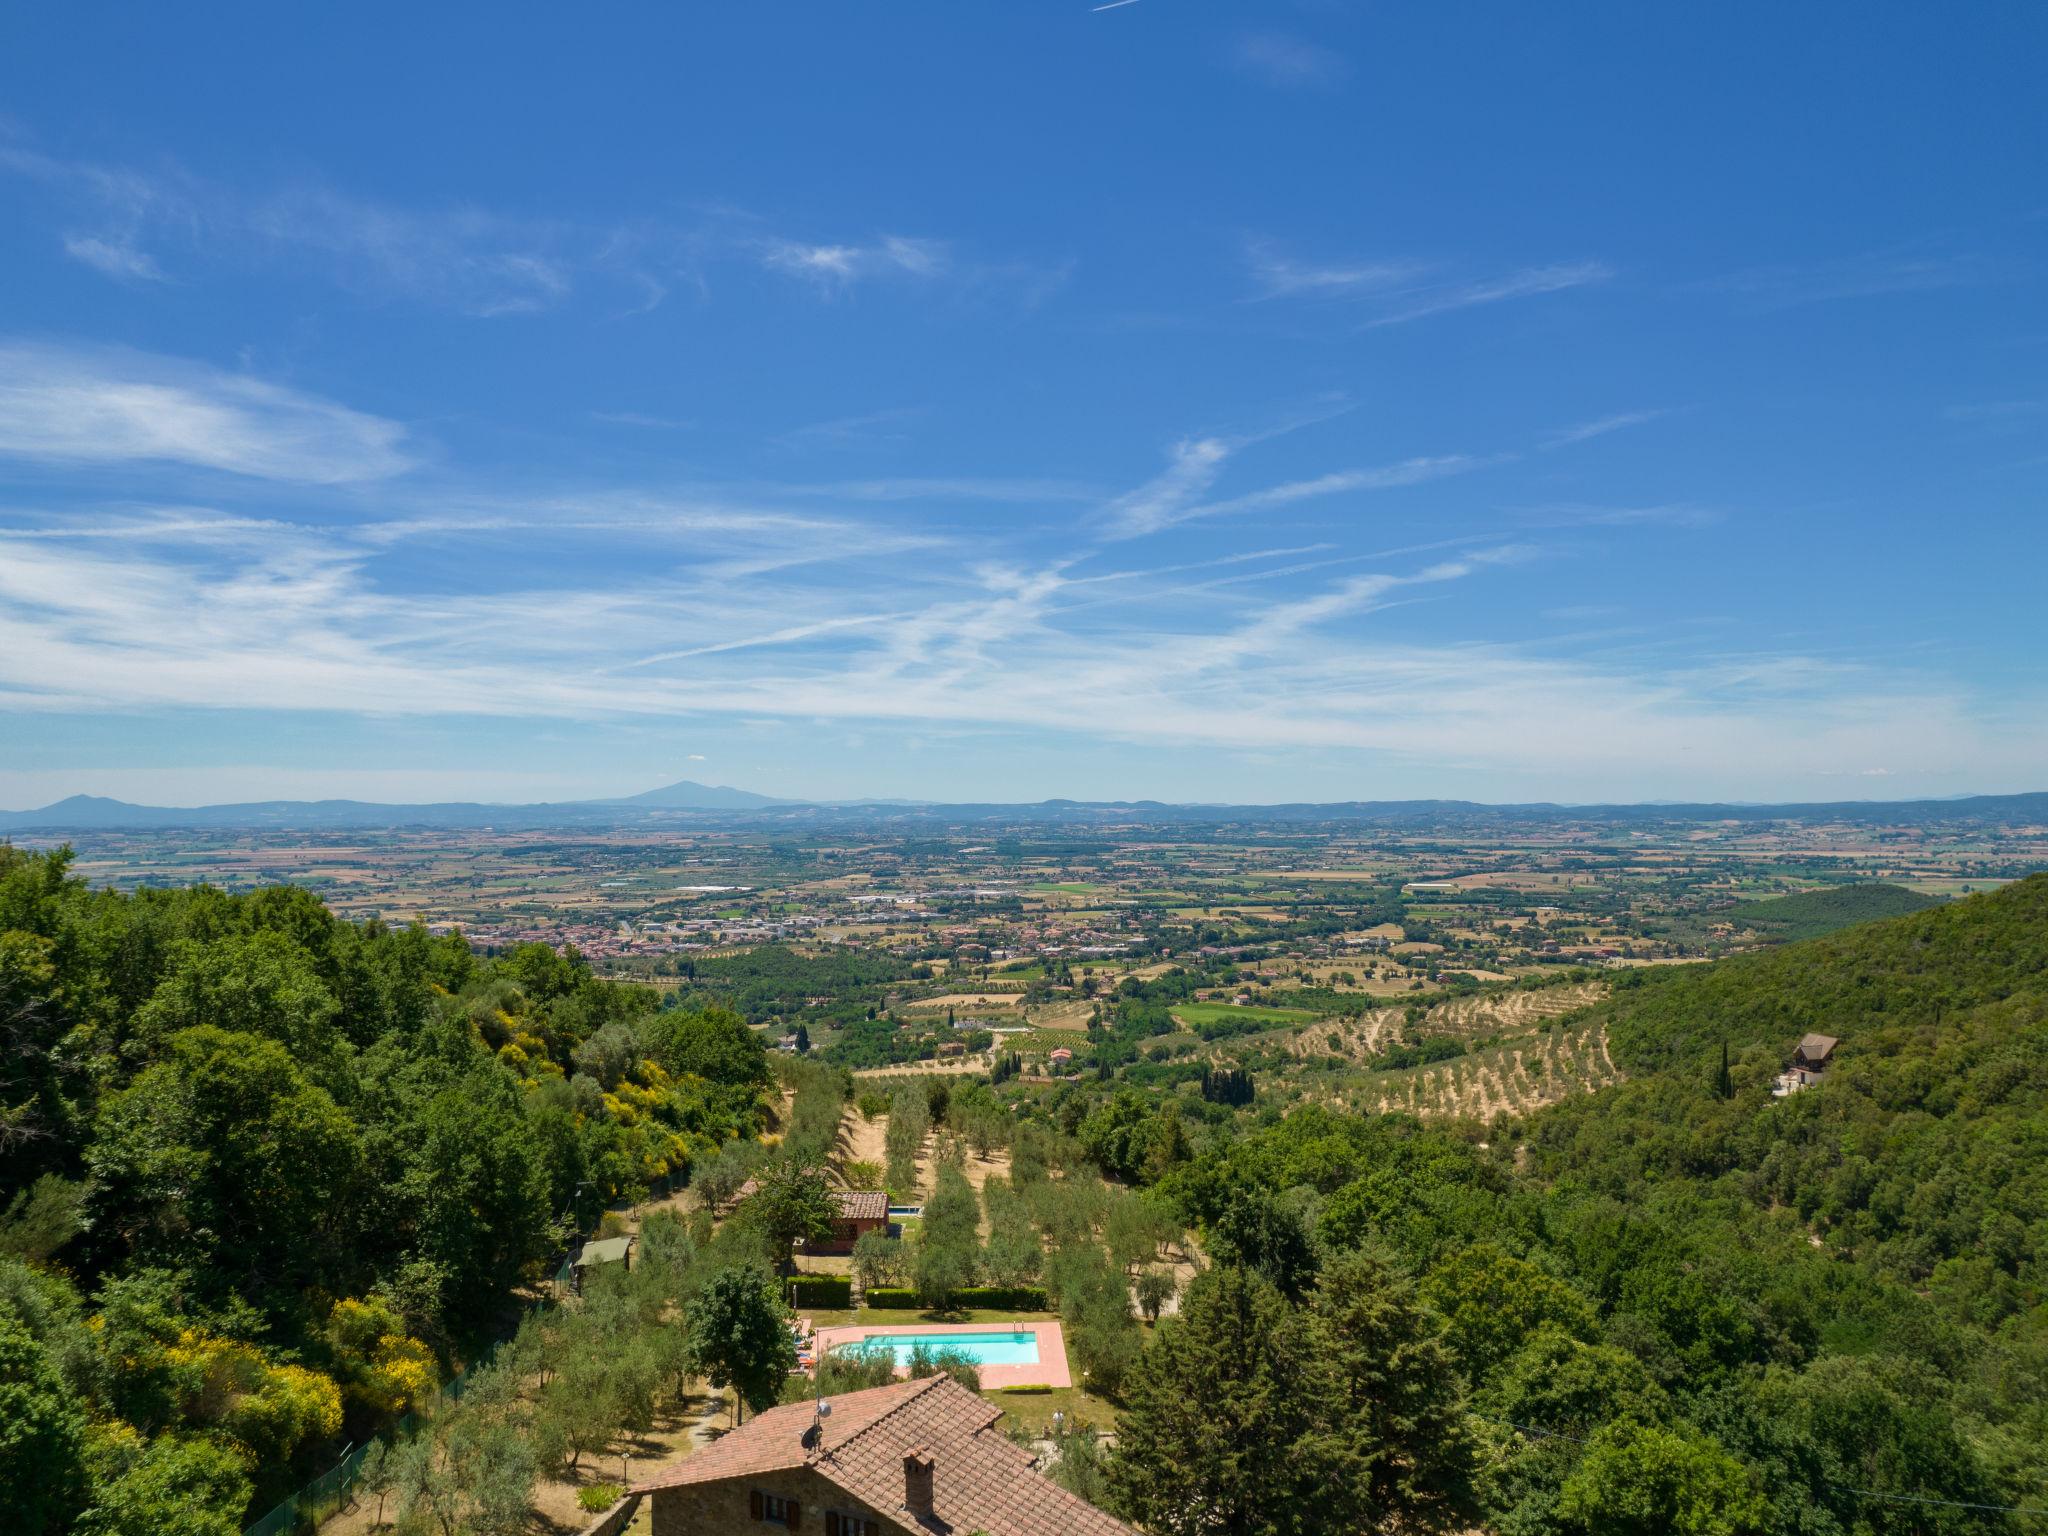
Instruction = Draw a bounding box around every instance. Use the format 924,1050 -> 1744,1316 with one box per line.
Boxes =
0,847 -> 776,1536
1722,880 -> 1940,943
1118,875 -> 2048,1534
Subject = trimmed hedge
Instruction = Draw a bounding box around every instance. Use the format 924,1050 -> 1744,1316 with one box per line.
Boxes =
863,1286 -> 1050,1311
791,1276 -> 853,1307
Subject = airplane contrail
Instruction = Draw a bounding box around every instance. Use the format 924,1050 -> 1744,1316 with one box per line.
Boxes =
1092,0 -> 1141,11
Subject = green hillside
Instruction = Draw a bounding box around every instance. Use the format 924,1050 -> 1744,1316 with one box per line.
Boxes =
1149,876 -> 2048,1533
1592,873 -> 2043,1071
0,847 -> 783,1535
1723,880 -> 1940,943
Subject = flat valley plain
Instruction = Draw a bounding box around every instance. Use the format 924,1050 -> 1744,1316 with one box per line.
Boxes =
23,805 -> 2043,1122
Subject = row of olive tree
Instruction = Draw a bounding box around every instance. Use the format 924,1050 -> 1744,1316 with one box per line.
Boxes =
348,1201 -> 809,1532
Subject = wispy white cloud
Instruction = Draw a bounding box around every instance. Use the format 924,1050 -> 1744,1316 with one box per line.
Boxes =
61,233 -> 166,282
0,342 -> 412,483
1707,248 -> 1990,310
1234,32 -> 1347,88
1365,262 -> 1613,326
0,497 -> 2036,795
1244,241 -> 1420,300
780,476 -> 1098,504
1242,242 -> 1611,324
1101,437 -> 1232,537
1100,432 -> 1486,539
1514,502 -> 1718,530
6,142 -> 580,315
2,142 -> 1039,314
589,410 -> 699,431
1186,456 -> 1485,521
771,407 -> 922,453
756,234 -> 951,289
243,184 -> 576,314
1540,409 -> 1667,449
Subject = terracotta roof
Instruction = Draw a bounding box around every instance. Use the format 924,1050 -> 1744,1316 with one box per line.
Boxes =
729,1182 -> 886,1222
837,1189 -> 888,1222
635,1375 -> 1134,1536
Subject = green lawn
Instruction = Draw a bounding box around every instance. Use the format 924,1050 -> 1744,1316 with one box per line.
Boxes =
787,1306 -> 1122,1435
794,1304 -> 1051,1329
990,1383 -> 1120,1437
1171,1001 -> 1317,1028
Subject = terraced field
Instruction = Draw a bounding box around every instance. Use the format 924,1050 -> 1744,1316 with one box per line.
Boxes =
1351,1020 -> 1621,1119
1289,981 -> 1605,1062
1419,981 -> 1606,1040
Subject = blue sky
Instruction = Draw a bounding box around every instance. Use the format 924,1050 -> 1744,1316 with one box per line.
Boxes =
1,3 -> 2043,807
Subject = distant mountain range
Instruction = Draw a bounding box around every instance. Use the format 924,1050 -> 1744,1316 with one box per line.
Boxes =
3,780 -> 2045,833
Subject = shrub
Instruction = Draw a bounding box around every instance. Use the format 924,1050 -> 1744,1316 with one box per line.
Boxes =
577,1481 -> 623,1512
864,1285 -> 1048,1311
908,1342 -> 981,1392
790,1276 -> 853,1308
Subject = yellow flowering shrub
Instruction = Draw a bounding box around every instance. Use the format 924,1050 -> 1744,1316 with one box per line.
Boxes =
326,1297 -> 439,1414
159,1328 -> 341,1460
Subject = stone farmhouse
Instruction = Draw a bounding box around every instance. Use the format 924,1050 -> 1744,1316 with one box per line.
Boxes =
628,1374 -> 1134,1536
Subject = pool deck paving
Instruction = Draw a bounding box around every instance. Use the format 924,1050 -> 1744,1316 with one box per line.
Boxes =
806,1318 -> 1072,1389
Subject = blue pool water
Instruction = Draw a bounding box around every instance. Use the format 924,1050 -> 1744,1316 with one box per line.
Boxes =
843,1330 -> 1040,1368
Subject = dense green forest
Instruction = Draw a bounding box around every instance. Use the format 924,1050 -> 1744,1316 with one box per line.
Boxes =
0,847 -> 775,1535
1723,881 -> 1940,943
1105,875 -> 2048,1534
667,942 -> 913,1023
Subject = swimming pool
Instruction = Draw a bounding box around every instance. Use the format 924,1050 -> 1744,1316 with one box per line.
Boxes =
840,1330 -> 1041,1368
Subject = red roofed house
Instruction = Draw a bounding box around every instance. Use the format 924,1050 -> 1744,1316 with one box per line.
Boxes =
819,1189 -> 889,1254
633,1374 -> 1134,1536
730,1182 -> 889,1255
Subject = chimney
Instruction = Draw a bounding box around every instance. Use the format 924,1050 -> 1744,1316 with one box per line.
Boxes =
902,1450 -> 935,1519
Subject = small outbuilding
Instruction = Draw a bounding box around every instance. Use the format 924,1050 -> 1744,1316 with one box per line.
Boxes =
572,1235 -> 636,1294
820,1189 -> 890,1254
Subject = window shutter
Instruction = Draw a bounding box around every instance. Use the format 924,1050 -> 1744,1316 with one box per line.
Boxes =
751,1490 -> 764,1520
787,1502 -> 802,1531
826,1514 -> 840,1536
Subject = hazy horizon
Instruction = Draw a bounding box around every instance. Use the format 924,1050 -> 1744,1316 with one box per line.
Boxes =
5,772 -> 2044,818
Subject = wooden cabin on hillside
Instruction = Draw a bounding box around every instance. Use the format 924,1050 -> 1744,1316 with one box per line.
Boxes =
1773,1033 -> 1839,1097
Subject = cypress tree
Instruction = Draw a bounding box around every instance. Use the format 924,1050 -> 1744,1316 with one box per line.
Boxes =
1106,1266 -> 1365,1536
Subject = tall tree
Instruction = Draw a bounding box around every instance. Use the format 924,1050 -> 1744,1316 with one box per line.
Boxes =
0,1301 -> 87,1536
1106,1266 -> 1366,1536
86,1027 -> 363,1295
1311,1247 -> 1470,1510
1555,1420 -> 1766,1536
735,1158 -> 837,1270
688,1265 -> 798,1423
